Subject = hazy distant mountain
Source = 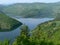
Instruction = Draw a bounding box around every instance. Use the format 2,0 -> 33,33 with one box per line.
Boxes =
0,5 -> 4,10
2,2 -> 60,18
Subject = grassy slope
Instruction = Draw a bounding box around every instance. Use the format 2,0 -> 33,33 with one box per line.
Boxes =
0,12 -> 22,31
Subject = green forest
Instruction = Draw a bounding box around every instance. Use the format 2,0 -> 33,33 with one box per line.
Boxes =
0,11 -> 22,31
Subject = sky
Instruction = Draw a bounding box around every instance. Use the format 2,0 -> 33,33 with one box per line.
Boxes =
0,0 -> 60,4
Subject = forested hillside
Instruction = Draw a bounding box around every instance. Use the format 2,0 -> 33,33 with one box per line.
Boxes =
0,11 -> 22,31
2,2 -> 60,18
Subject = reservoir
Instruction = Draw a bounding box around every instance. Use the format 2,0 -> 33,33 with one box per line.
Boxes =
0,18 -> 54,41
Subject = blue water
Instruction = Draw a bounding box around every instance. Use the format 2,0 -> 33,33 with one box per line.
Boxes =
0,18 -> 54,41
17,18 -> 54,30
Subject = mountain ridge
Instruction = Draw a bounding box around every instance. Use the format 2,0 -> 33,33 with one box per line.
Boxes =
1,2 -> 60,18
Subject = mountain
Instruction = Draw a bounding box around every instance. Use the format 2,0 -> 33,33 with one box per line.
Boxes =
2,2 -> 60,18
2,3 -> 54,18
0,5 -> 4,10
0,11 -> 22,31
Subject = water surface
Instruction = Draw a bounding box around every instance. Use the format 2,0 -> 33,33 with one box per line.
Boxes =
0,18 -> 54,41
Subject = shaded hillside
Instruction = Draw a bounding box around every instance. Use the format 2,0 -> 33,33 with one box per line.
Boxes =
0,11 -> 22,31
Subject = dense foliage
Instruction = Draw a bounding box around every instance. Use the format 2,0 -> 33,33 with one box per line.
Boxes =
0,11 -> 22,31
0,40 -> 9,45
